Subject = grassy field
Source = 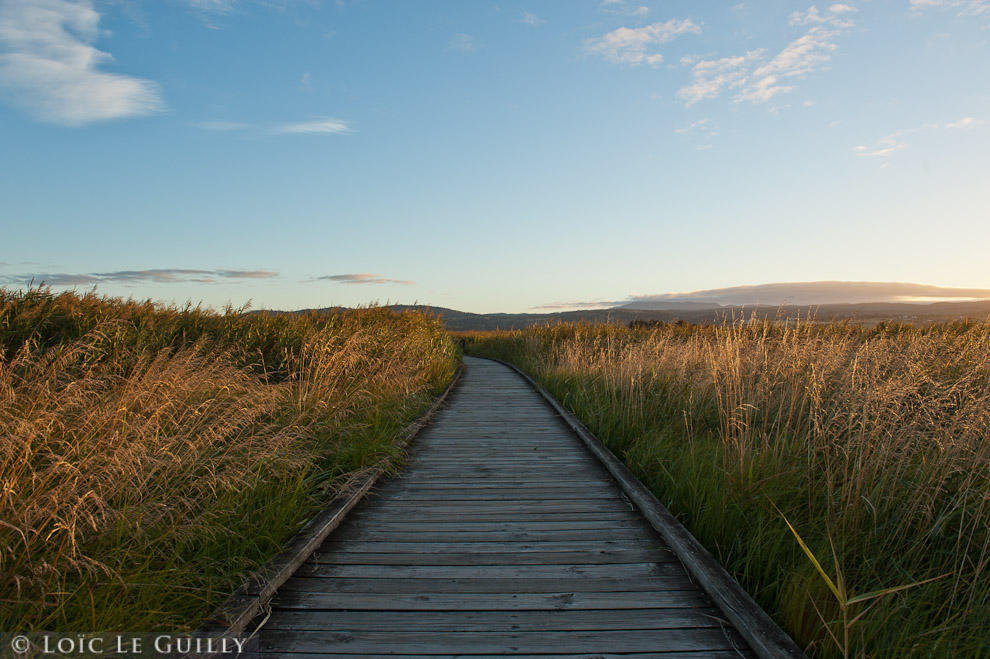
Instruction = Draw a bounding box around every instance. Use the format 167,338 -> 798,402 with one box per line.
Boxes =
1,287 -> 459,632
463,319 -> 990,658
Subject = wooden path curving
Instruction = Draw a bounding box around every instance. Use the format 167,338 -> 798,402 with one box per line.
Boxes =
255,357 -> 760,657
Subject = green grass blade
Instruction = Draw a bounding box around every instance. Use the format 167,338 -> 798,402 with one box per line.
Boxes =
771,501 -> 841,602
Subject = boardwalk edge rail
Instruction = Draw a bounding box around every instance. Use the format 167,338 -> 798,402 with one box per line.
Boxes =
489,357 -> 807,659
194,364 -> 464,642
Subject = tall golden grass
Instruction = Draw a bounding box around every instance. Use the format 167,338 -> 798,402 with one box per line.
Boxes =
1,288 -> 459,631
464,318 -> 990,657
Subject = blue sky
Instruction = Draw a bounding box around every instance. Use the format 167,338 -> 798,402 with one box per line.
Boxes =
1,0 -> 987,313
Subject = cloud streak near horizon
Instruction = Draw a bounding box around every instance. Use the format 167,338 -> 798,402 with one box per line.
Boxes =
316,274 -> 414,286
628,281 -> 990,306
535,282 -> 990,311
1,268 -> 277,286
275,118 -> 351,135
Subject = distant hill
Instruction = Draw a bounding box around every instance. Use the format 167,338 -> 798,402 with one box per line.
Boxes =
387,301 -> 990,331
249,301 -> 990,332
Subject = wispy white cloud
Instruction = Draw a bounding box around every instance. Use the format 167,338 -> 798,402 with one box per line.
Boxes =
586,18 -> 701,66
520,11 -> 543,26
195,117 -> 353,136
678,4 -> 854,107
599,0 -> 650,16
854,135 -> 907,157
946,116 -> 985,129
674,117 -> 717,136
275,118 -> 351,134
450,33 -> 477,52
789,4 -> 856,27
317,274 -> 414,286
854,117 -> 983,158
0,0 -> 165,125
677,52 -> 758,106
910,0 -> 990,16
188,0 -> 237,12
738,25 -> 841,103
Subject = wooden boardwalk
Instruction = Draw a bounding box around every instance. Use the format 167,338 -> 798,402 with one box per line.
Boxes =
257,356 -> 757,657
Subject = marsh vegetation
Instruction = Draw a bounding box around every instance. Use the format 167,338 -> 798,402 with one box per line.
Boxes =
0,288 -> 458,631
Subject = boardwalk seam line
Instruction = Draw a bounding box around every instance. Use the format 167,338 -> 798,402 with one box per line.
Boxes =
194,363 -> 464,642
484,356 -> 807,659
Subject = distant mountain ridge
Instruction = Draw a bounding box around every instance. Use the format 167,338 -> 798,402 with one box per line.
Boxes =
373,301 -> 990,331
250,288 -> 990,332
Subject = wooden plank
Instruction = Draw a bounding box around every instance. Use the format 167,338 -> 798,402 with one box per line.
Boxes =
412,438 -> 586,444
342,511 -> 640,524
279,574 -> 696,594
293,562 -> 679,579
270,590 -> 712,611
377,486 -> 617,499
329,529 -> 656,543
375,491 -> 620,502
401,461 -> 599,468
399,464 -> 605,472
412,437 -> 587,443
313,540 -> 664,554
263,607 -> 730,632
306,550 -> 673,566
355,498 -> 628,508
266,652 -> 755,659
367,479 -> 614,487
259,628 -> 748,654
395,470 -> 608,479
326,519 -> 645,532
405,456 -> 593,462
365,500 -> 635,511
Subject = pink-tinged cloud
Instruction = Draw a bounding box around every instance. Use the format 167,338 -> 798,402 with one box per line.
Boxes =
625,281 -> 990,307
318,273 -> 414,286
1,268 -> 277,286
586,18 -> 700,66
